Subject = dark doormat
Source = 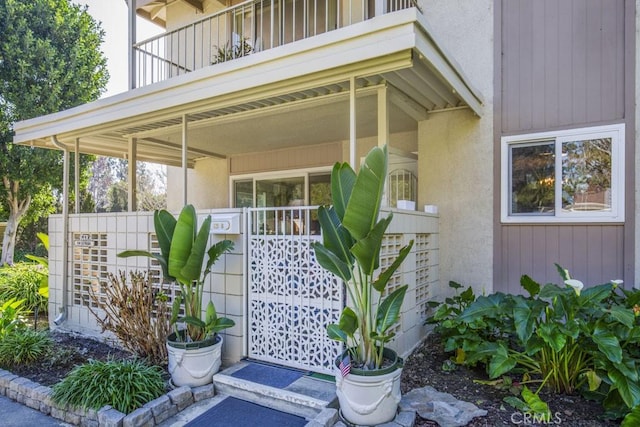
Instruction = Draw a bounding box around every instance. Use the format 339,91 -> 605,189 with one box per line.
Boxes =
184,396 -> 307,427
230,362 -> 305,389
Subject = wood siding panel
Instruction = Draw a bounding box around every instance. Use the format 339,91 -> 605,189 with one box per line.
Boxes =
498,225 -> 624,291
501,0 -> 625,133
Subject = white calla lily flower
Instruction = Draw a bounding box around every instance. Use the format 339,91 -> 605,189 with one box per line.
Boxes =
565,279 -> 584,296
610,279 -> 623,288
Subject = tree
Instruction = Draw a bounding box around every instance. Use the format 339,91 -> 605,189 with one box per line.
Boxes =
0,0 -> 108,264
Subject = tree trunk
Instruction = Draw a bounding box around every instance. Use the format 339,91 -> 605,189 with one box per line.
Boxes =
1,178 -> 32,265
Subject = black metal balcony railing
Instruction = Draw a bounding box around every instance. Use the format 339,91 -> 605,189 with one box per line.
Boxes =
133,0 -> 418,87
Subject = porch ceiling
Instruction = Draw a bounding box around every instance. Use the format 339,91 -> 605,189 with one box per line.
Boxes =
13,9 -> 483,167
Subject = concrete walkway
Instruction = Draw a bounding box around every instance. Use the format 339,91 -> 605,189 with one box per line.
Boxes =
0,395 -> 70,427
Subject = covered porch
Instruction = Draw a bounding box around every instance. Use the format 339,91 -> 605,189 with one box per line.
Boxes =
14,7 -> 481,372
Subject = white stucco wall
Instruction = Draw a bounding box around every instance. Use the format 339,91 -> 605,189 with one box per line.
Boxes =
166,157 -> 229,211
417,0 -> 494,296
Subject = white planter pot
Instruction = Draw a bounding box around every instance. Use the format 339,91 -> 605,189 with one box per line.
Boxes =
167,333 -> 223,387
335,349 -> 403,426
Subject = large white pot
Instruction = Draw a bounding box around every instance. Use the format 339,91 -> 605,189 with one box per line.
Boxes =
167,332 -> 223,387
335,348 -> 403,426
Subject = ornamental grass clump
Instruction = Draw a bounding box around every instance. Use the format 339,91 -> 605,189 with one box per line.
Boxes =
0,329 -> 52,368
51,359 -> 165,414
0,262 -> 48,313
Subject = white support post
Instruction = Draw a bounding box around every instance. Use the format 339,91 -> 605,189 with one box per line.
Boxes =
182,114 -> 188,206
128,0 -> 137,89
374,0 -> 387,17
349,76 -> 356,167
128,138 -> 137,212
378,84 -> 389,207
377,84 -> 389,148
74,138 -> 80,214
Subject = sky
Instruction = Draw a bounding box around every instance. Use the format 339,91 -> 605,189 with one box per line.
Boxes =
79,0 -> 162,98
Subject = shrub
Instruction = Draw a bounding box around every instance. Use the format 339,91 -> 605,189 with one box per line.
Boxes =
0,262 -> 48,313
0,329 -> 52,367
0,299 -> 27,338
51,359 -> 166,414
427,265 -> 640,420
88,271 -> 171,365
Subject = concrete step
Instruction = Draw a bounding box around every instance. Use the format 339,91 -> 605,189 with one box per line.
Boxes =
213,361 -> 338,420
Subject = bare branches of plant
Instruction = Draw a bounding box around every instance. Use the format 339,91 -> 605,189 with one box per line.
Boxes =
88,271 -> 171,365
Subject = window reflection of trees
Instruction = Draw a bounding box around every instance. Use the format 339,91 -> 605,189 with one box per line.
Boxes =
511,143 -> 555,214
562,138 -> 611,212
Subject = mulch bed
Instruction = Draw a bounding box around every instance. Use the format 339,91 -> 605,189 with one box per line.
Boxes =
8,329 -> 624,426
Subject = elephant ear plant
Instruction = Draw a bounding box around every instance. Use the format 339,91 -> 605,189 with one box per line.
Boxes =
119,205 -> 235,343
312,145 -> 413,370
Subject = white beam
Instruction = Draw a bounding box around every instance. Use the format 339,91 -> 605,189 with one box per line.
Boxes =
182,115 -> 188,206
128,0 -> 137,90
74,138 -> 80,214
128,138 -> 137,212
349,76 -> 356,167
377,85 -> 389,149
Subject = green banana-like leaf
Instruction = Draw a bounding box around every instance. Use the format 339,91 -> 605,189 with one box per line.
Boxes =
155,209 -> 177,277
327,324 -> 348,343
205,240 -> 234,273
350,215 -> 392,275
180,215 -> 212,283
169,205 -> 198,282
118,249 -> 169,281
205,301 -> 217,323
338,307 -> 358,336
342,146 -> 387,241
373,240 -> 413,293
36,232 -> 49,251
585,370 -> 602,391
311,243 -> 353,283
25,254 -> 48,267
181,316 -> 206,329
375,285 -> 408,336
315,205 -> 354,266
330,162 -> 356,221
593,324 -> 623,363
210,317 -> 235,333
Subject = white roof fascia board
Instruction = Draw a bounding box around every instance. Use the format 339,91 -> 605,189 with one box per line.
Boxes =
14,11 -> 419,145
413,12 -> 484,116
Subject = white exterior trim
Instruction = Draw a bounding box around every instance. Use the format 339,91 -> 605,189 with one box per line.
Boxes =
501,123 -> 626,224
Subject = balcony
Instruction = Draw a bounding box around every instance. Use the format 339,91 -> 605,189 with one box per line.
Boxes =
133,0 -> 418,87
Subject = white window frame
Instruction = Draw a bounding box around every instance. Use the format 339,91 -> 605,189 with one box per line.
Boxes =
501,124 -> 625,224
229,166 -> 332,207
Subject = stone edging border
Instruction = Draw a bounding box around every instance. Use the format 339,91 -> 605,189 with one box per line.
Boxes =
0,368 -> 214,426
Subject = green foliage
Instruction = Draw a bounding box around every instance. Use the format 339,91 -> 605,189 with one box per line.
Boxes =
51,359 -> 165,414
0,0 -> 108,264
312,145 -> 413,369
0,299 -> 26,338
211,39 -> 253,64
119,206 -> 235,343
0,262 -> 48,313
428,267 -> 640,420
0,329 -> 52,368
